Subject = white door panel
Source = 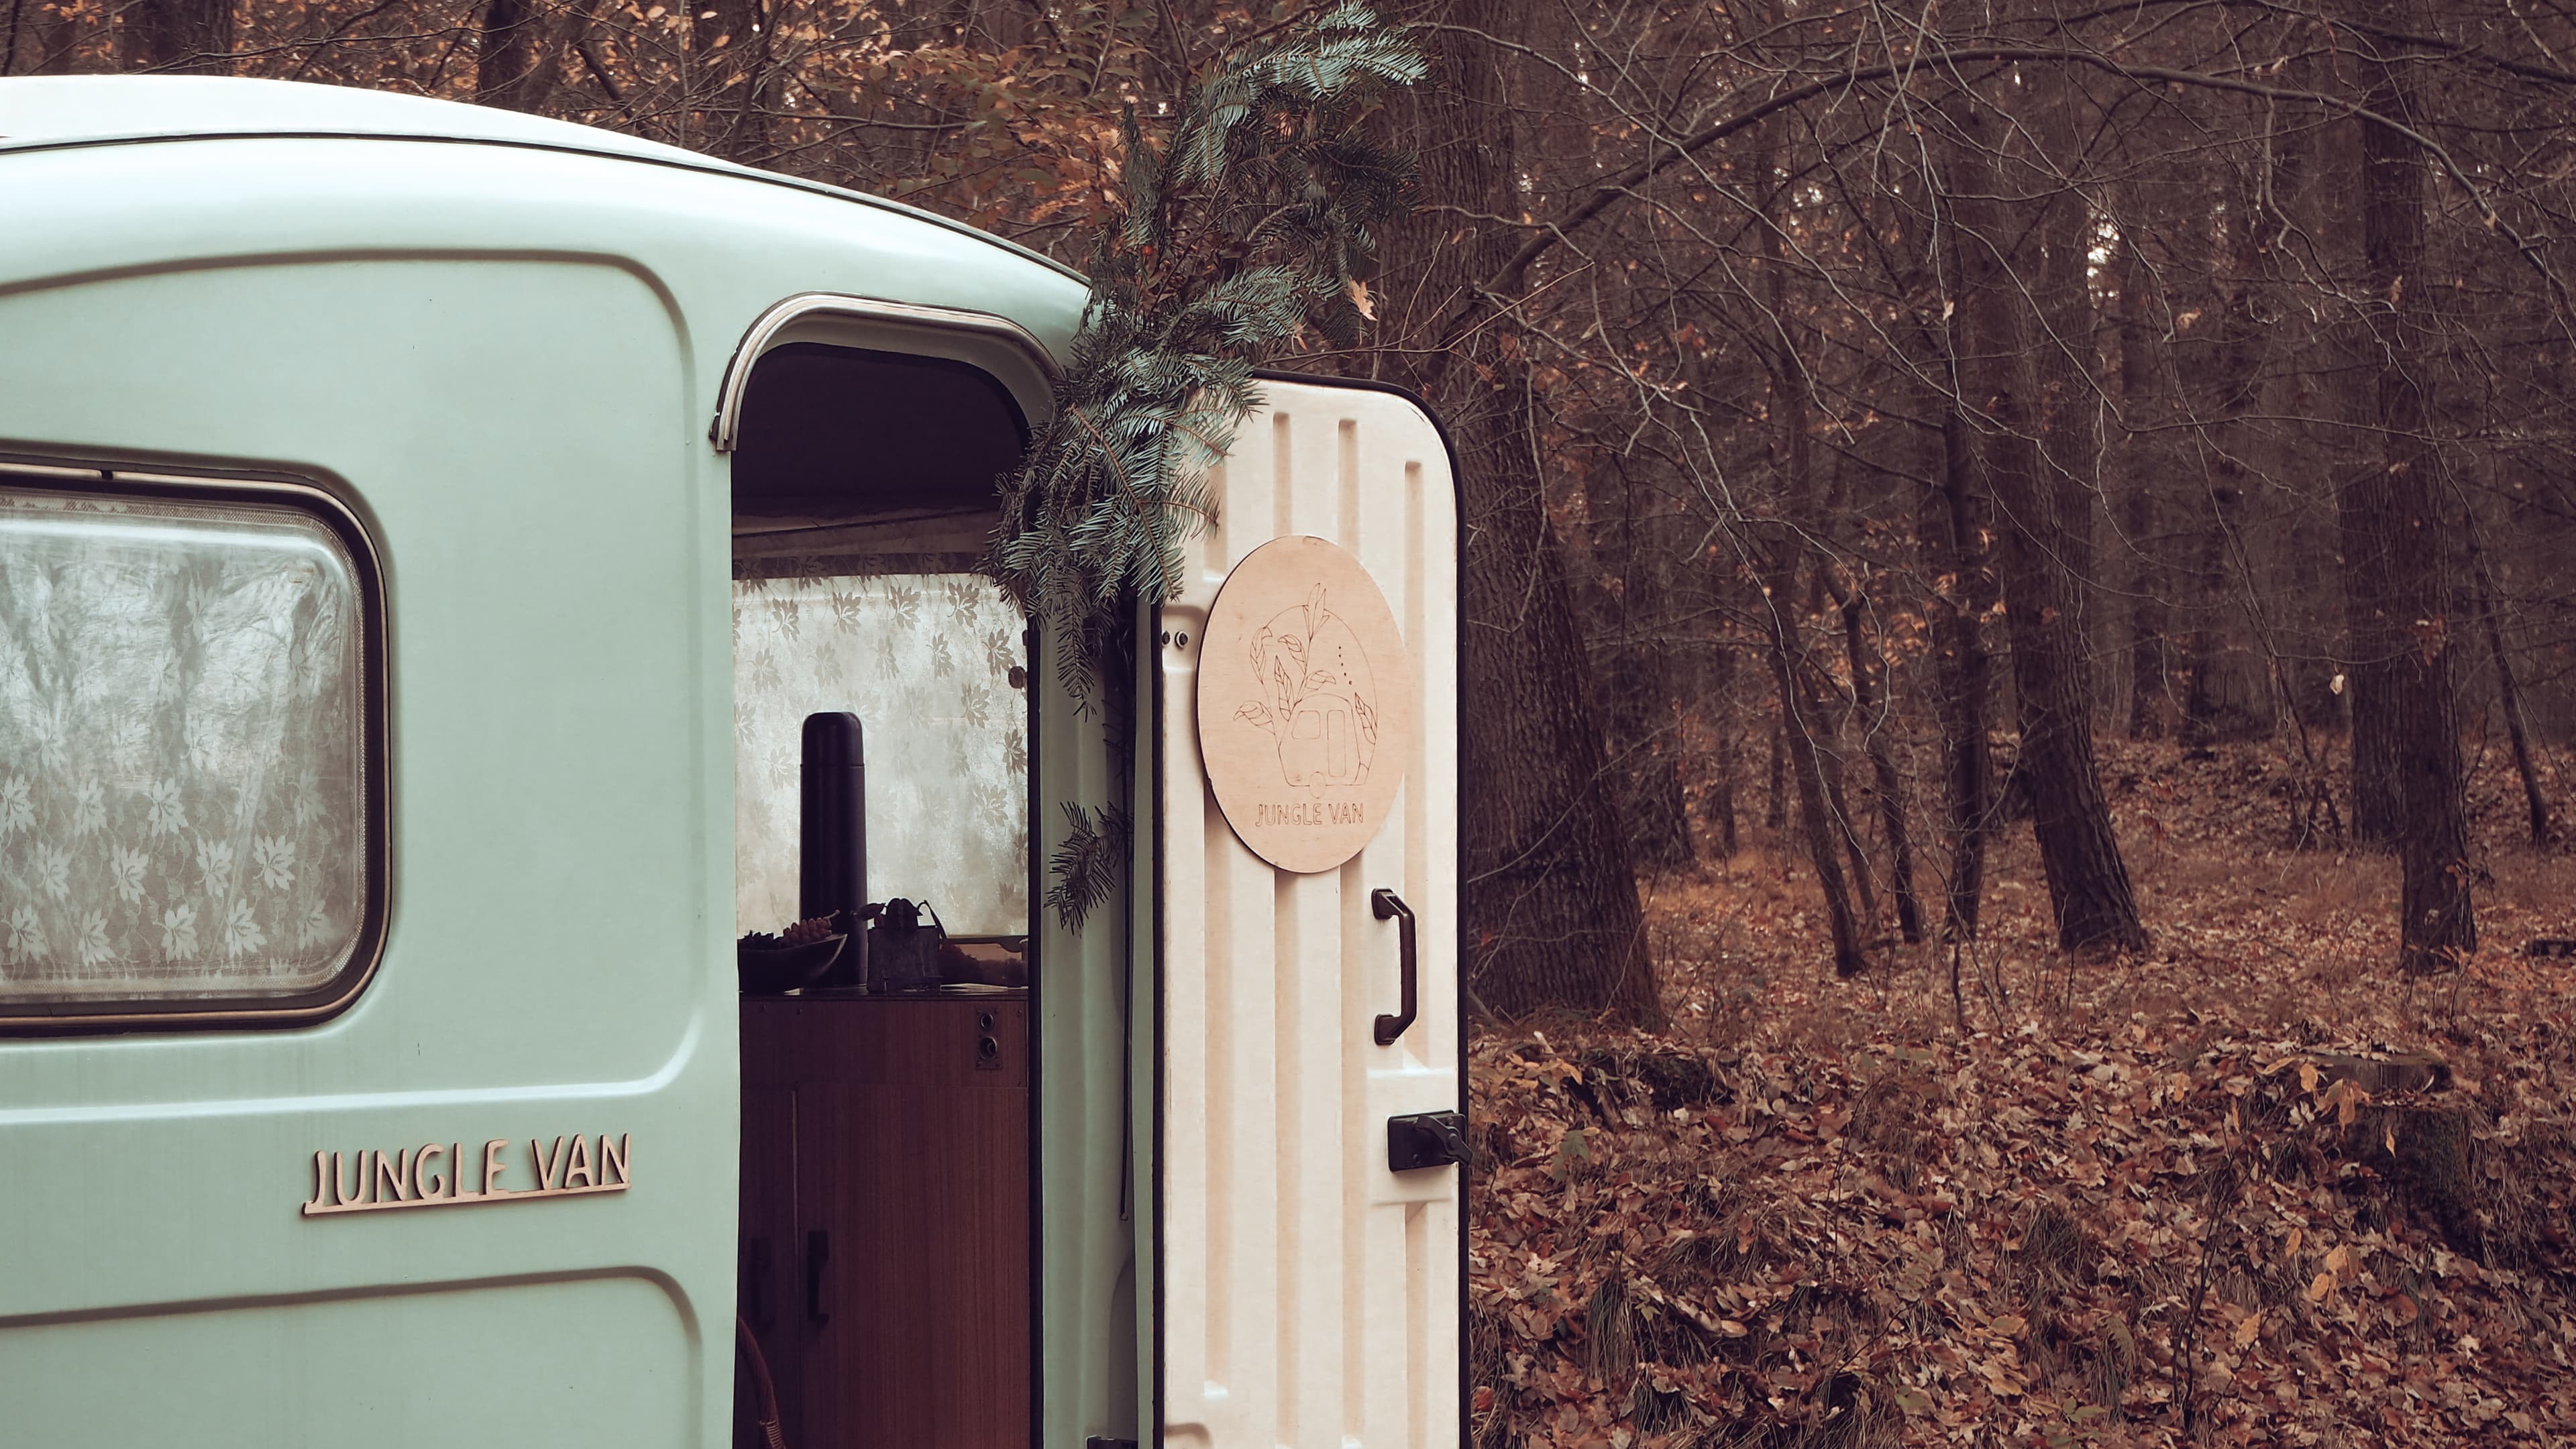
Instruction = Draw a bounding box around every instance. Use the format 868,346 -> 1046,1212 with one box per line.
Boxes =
1159,379 -> 1460,1449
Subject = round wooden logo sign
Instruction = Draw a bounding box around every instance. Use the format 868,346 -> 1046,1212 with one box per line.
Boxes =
1196,535 -> 1413,874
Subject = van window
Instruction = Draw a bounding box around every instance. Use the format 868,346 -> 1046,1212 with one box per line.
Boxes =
0,483 -> 374,1010
731,567 -> 1027,936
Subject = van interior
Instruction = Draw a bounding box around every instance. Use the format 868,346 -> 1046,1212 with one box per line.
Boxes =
728,339 -> 1042,1449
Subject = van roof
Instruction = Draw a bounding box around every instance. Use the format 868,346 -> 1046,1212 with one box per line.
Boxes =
0,74 -> 1083,282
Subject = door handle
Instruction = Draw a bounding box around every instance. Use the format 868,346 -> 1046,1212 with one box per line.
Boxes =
804,1228 -> 830,1324
1371,888 -> 1416,1046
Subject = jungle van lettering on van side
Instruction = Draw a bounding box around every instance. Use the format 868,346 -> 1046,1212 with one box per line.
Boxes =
302,1133 -> 631,1216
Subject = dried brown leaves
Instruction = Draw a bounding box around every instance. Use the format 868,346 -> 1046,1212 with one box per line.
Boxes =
1470,741 -> 2576,1448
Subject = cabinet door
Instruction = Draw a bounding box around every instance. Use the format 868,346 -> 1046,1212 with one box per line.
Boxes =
789,998 -> 1032,1449
739,1004 -> 807,1448
1157,378 -> 1463,1448
737,1078 -> 802,1446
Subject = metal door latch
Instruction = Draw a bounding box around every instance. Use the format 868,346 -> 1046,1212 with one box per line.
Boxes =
1387,1110 -> 1468,1173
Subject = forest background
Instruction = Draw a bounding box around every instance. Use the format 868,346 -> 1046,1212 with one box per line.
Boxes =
20,0 -> 2576,1442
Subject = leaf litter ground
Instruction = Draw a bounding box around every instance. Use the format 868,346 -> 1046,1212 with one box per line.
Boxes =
1468,739 -> 2576,1448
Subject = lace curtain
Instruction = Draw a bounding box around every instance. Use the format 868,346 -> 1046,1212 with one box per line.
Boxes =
0,486 -> 368,1001
733,571 -> 1028,937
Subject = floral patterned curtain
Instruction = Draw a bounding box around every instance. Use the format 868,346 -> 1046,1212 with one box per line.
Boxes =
732,570 -> 1028,937
0,486 -> 367,1002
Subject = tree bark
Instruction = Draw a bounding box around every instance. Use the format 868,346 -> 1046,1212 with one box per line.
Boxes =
476,0 -> 555,111
1940,87 -> 2149,955
2339,360 -> 2406,843
1593,463 -> 1695,873
1707,643 -> 1741,859
117,0 -> 231,72
2109,231 -> 2171,740
1765,719 -> 1786,832
2345,9 -> 2475,972
1838,581 -> 1923,943
1387,3 -> 1657,1022
2023,68 -> 2104,718
1924,360 -> 1997,941
1762,123 -> 1878,953
2469,526 -> 2553,846
1817,678 -> 1880,935
692,0 -> 777,162
2180,160 -> 2286,747
1752,550 -> 1866,977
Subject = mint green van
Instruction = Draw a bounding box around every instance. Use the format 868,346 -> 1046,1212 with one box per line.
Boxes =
0,76 -> 1462,1449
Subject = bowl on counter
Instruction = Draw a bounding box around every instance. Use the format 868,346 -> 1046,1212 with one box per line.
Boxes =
737,932 -> 847,994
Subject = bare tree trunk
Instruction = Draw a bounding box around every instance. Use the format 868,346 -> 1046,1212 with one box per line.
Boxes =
1896,111 -> 2000,945
117,0 -> 231,72
1752,553 -> 1866,977
1925,384 -> 1997,941
1761,122 -> 1878,952
1595,464 -> 1696,872
2180,161 -> 2286,747
1818,696 -> 1879,934
2339,346 -> 2406,843
1708,645 -> 1741,859
1941,87 -> 2149,955
1765,719 -> 1786,832
2347,7 -> 2475,972
1390,3 -> 1657,1021
1839,582 -> 1923,943
1796,563 -> 1880,937
2025,72 -> 2104,722
2470,524 -> 2553,845
477,0 -> 556,111
2110,231 -> 2171,739
693,0 -> 777,162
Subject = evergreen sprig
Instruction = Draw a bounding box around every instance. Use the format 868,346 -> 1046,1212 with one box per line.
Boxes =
1044,801 -> 1131,933
989,3 -> 1424,723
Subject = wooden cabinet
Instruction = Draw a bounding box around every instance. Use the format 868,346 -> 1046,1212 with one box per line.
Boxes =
738,992 -> 1032,1449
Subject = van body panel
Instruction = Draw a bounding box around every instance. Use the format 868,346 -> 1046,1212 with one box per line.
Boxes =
0,92 -> 1073,1446
0,248 -> 739,1442
0,75 -> 1464,1449
0,1275 -> 695,1446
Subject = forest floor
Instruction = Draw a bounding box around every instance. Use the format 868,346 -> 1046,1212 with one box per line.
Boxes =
1466,737 -> 2576,1448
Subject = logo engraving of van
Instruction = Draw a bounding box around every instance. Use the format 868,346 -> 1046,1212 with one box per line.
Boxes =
1233,584 -> 1380,794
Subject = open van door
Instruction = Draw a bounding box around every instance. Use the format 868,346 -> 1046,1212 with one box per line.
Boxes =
1155,376 -> 1462,1448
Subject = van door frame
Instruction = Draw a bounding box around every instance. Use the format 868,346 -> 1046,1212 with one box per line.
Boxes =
709,293 -> 1059,453
712,291 -> 1073,1449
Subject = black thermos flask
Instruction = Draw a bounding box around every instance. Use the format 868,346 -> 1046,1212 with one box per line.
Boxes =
798,712 -> 867,936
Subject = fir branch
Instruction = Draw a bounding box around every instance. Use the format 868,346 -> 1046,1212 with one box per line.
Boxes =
989,4 -> 1421,924
1045,802 -> 1130,930
987,3 -> 1422,710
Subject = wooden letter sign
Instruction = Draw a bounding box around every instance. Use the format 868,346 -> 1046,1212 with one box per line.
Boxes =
1196,535 -> 1412,874
302,1132 -> 631,1216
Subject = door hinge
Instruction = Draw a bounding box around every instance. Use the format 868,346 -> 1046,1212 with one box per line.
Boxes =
1387,1110 -> 1468,1173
